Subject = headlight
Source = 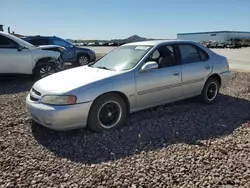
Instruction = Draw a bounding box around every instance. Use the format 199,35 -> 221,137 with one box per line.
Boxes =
41,95 -> 77,105
58,47 -> 66,52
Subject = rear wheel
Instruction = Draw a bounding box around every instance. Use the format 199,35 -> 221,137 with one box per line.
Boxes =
77,54 -> 90,66
201,78 -> 220,104
87,93 -> 128,133
33,63 -> 57,80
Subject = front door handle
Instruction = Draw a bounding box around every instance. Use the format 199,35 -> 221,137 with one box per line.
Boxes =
205,65 -> 211,70
173,71 -> 179,76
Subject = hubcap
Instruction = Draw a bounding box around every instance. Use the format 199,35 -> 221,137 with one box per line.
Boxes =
98,101 -> 122,129
79,56 -> 89,65
206,82 -> 218,101
40,65 -> 55,78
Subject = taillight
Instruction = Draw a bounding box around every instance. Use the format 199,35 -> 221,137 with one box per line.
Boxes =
225,59 -> 230,70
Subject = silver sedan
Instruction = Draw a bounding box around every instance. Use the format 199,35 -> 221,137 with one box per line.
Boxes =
26,40 -> 232,132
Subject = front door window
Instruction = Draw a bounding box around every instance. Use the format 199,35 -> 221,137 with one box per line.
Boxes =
0,35 -> 18,49
148,45 -> 177,68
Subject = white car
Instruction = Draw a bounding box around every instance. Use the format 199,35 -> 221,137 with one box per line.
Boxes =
26,40 -> 232,132
0,32 -> 64,79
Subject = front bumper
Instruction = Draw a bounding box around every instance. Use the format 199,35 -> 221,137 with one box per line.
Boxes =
56,57 -> 67,70
26,93 -> 93,131
220,70 -> 233,87
49,57 -> 66,71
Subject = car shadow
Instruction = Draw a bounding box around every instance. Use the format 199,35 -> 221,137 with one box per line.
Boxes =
31,93 -> 250,164
0,76 -> 34,95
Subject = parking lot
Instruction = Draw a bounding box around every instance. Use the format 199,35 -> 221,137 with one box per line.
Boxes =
1,44 -> 250,187
90,46 -> 250,72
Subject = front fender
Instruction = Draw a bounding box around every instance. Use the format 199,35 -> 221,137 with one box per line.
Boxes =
33,57 -> 63,72
31,49 -> 60,66
71,74 -> 136,109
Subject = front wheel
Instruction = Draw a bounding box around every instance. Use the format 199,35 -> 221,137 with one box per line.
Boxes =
33,63 -> 57,80
87,93 -> 128,133
201,78 -> 220,104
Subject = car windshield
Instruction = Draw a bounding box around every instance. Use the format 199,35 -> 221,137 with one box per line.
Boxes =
90,45 -> 152,71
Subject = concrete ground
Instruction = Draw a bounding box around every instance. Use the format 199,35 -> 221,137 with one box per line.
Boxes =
212,48 -> 250,72
86,46 -> 250,72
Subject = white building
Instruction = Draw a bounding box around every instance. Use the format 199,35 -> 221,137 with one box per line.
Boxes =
177,31 -> 250,42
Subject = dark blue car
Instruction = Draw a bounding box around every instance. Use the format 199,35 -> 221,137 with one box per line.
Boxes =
22,36 -> 96,66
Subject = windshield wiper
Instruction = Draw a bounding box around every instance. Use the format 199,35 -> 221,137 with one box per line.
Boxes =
96,66 -> 115,71
87,62 -> 95,67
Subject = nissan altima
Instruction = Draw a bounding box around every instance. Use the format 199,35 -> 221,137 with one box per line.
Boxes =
26,40 -> 232,132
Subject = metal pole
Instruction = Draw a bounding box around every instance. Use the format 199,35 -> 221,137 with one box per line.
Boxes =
0,25 -> 3,32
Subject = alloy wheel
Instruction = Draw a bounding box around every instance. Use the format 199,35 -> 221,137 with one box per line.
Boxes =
98,101 -> 122,129
39,65 -> 56,78
206,82 -> 218,101
79,56 -> 89,65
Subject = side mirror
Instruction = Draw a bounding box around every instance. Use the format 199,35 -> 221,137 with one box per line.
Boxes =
17,44 -> 25,51
140,61 -> 158,72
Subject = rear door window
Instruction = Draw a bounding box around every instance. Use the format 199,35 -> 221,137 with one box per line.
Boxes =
198,48 -> 209,61
28,38 -> 50,46
178,44 -> 201,64
52,38 -> 70,48
28,39 -> 40,46
40,38 -> 50,45
178,44 -> 209,64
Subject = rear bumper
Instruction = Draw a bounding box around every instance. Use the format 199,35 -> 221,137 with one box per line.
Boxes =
89,52 -> 96,62
220,70 -> 232,87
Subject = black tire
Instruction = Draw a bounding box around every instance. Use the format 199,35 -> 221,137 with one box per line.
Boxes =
76,54 -> 90,66
87,93 -> 128,133
201,78 -> 220,104
33,62 -> 57,80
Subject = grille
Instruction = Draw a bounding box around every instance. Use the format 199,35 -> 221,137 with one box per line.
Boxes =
30,88 -> 41,102
30,95 -> 39,102
32,88 -> 41,96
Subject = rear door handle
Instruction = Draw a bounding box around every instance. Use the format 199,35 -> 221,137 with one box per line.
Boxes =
173,71 -> 179,76
205,65 -> 211,70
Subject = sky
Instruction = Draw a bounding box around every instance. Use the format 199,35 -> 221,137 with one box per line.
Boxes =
1,0 -> 250,40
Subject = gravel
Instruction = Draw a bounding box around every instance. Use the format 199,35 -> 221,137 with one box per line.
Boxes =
0,72 -> 250,188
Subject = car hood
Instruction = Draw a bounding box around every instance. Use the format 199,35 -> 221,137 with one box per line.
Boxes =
33,66 -> 120,94
37,45 -> 66,50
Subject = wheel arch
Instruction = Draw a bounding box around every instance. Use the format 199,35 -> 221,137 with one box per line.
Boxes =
77,52 -> 90,60
206,73 -> 222,87
33,57 -> 55,71
86,91 -> 130,132
91,91 -> 130,112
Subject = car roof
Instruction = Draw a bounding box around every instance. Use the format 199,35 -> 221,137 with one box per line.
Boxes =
123,39 -> 197,46
0,31 -> 22,41
0,31 -> 36,49
22,35 -> 54,39
0,31 -> 12,37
